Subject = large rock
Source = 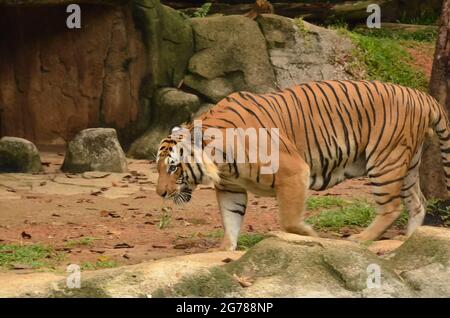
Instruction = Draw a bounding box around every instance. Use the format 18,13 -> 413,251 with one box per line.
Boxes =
2,226 -> 449,297
61,128 -> 128,173
0,4 -> 148,146
133,0 -> 194,89
0,137 -> 42,173
127,87 -> 201,159
257,14 -> 364,89
184,15 -> 276,103
156,227 -> 450,298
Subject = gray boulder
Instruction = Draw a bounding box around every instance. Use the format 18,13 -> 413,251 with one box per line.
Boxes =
128,87 -> 201,159
257,14 -> 365,89
184,15 -> 276,103
62,128 -> 128,173
0,137 -> 42,173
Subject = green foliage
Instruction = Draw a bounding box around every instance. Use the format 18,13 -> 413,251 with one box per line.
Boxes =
353,26 -> 437,43
397,11 -> 439,26
64,237 -> 98,248
306,196 -> 346,210
0,244 -> 61,269
307,200 -> 408,231
348,31 -> 429,90
426,199 -> 450,226
81,260 -> 118,271
294,17 -> 309,36
159,207 -> 171,229
193,2 -> 212,18
237,233 -> 266,250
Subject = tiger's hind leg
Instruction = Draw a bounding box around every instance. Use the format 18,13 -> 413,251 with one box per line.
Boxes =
401,153 -> 426,237
349,156 -> 409,242
275,157 -> 318,237
215,188 -> 248,251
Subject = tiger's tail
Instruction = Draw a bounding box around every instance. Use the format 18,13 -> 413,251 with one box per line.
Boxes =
430,97 -> 450,197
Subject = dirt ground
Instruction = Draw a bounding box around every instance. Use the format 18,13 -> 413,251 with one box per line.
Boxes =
0,147 -> 393,271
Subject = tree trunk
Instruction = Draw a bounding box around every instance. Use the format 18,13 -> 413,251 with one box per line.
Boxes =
420,0 -> 449,200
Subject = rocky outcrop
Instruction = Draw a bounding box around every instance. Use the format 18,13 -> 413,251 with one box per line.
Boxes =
0,1 -> 194,147
129,13 -> 362,157
184,15 -> 276,103
0,137 -> 42,173
258,15 -> 363,88
1,226 -> 449,297
128,87 -> 201,158
0,3 -> 149,146
157,227 -> 450,298
61,128 -> 128,173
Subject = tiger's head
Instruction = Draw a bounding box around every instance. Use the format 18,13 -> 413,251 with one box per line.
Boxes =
155,126 -> 219,205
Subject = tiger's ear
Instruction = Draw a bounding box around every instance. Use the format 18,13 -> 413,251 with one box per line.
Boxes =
170,125 -> 182,134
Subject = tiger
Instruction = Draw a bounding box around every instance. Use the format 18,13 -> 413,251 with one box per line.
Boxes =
155,80 -> 450,251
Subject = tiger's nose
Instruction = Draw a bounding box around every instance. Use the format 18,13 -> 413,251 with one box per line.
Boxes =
160,191 -> 167,198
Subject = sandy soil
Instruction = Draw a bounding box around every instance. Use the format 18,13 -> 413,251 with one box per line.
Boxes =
0,148 -> 384,271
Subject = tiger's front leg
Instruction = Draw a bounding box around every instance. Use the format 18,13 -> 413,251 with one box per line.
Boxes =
215,188 -> 248,251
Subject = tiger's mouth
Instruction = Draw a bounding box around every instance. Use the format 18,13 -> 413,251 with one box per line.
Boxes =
170,189 -> 192,205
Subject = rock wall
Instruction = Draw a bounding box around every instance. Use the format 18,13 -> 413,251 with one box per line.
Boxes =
0,3 -> 149,146
0,0 -> 364,157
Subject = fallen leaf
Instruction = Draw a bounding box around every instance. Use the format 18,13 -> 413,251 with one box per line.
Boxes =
114,243 -> 134,249
90,191 -> 102,196
152,244 -> 168,248
51,213 -> 61,217
90,249 -> 106,254
233,274 -> 254,287
222,258 -> 234,263
21,231 -> 32,239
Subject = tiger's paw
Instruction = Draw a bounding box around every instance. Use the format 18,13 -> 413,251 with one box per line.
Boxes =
347,233 -> 373,243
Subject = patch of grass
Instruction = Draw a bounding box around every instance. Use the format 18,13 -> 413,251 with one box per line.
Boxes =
204,230 -> 265,250
237,233 -> 266,250
294,17 -> 309,36
347,31 -> 429,90
353,26 -> 437,43
306,196 -> 347,210
307,200 -> 408,231
397,11 -> 439,26
425,199 -> 450,226
159,207 -> 171,229
0,244 -> 62,269
64,237 -> 98,248
203,229 -> 224,239
80,260 -> 118,271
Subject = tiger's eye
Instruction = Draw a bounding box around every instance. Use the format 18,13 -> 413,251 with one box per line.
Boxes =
168,165 -> 178,173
